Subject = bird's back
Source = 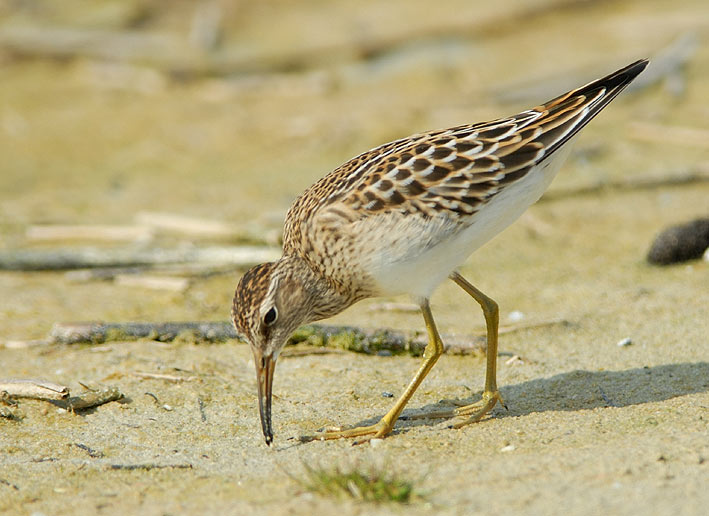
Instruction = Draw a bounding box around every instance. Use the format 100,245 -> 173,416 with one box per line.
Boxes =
283,60 -> 648,299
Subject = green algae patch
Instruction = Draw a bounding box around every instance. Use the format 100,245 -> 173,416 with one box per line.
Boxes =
288,325 -> 423,355
297,462 -> 420,504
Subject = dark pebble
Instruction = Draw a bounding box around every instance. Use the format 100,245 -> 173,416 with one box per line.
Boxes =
647,218 -> 709,265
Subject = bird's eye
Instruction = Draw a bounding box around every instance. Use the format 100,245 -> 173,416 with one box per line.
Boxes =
263,307 -> 278,326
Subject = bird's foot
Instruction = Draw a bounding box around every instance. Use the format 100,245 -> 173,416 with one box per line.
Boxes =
449,389 -> 504,428
299,417 -> 394,445
403,390 -> 505,427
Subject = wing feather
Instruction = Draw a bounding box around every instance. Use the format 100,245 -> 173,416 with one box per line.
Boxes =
283,59 -> 648,253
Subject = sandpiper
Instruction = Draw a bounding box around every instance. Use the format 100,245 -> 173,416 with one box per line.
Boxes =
232,59 -> 648,445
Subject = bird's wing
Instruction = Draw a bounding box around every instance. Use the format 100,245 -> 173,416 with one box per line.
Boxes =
284,59 -> 647,248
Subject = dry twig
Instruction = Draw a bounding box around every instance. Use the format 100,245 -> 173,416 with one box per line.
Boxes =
50,321 -> 238,344
134,211 -> 235,238
496,32 -> 698,103
59,386 -> 123,411
1,339 -> 51,349
132,371 -> 197,382
0,0 -> 604,78
0,245 -> 280,271
74,443 -> 105,458
108,463 -> 192,471
499,317 -> 570,335
0,379 -> 69,400
65,263 -> 238,282
113,274 -> 190,292
0,407 -> 20,420
26,225 -> 153,243
48,318 -> 571,356
626,32 -> 698,95
541,166 -> 709,202
628,123 -> 709,149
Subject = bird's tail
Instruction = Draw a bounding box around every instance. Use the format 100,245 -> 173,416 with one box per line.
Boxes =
534,59 -> 649,157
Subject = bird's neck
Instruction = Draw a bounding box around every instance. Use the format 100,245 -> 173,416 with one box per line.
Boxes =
281,254 -> 360,322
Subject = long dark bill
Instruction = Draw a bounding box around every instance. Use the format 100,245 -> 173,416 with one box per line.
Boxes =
255,352 -> 276,445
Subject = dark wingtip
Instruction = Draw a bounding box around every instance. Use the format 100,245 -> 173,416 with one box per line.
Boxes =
538,58 -> 650,159
577,58 -> 650,95
612,58 -> 650,84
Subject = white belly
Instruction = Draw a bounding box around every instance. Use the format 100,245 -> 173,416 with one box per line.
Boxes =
366,143 -> 573,300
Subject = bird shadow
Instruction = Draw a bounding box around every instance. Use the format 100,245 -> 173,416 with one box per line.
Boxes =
284,362 -> 709,446
396,361 -> 709,431
318,361 -> 709,438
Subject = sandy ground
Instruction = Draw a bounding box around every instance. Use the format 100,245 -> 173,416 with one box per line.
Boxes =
1,0 -> 708,514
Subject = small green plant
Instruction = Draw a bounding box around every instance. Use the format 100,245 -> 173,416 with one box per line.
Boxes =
298,462 -> 418,504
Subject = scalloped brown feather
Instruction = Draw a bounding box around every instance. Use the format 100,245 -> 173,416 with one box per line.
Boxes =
284,59 -> 648,256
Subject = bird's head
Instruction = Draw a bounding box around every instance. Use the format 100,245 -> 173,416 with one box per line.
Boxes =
231,258 -> 313,445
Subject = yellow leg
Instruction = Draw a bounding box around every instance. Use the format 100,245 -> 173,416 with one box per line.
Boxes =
406,272 -> 504,426
448,272 -> 504,427
300,299 -> 444,443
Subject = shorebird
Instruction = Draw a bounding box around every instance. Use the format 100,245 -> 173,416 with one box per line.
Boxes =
232,59 -> 648,445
